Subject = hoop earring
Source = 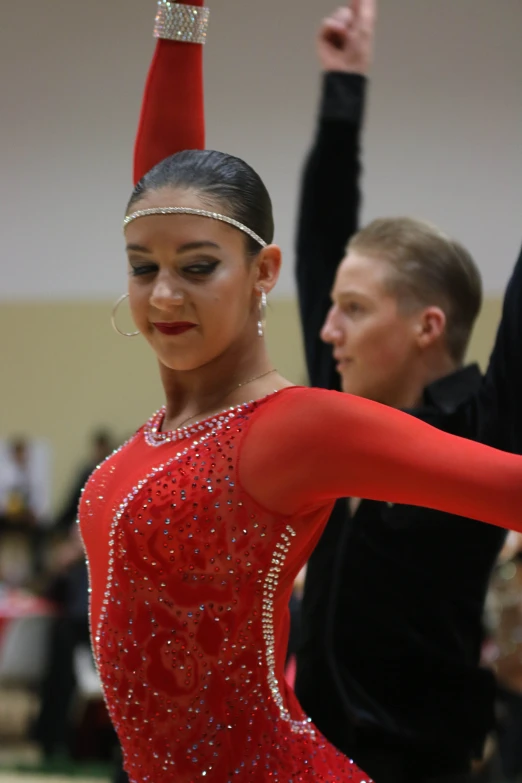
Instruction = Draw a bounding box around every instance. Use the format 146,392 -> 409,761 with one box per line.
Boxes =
258,290 -> 267,338
111,293 -> 140,337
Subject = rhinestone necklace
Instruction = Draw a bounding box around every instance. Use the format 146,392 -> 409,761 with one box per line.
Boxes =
165,368 -> 277,433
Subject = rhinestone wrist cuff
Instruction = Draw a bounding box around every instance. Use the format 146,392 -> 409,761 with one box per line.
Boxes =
154,1 -> 210,44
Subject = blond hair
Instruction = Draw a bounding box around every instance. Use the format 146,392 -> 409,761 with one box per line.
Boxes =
349,218 -> 483,363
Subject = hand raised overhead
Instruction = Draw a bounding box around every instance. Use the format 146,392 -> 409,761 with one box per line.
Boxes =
317,0 -> 377,75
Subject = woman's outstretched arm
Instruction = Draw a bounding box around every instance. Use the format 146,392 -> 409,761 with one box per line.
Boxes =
239,387 -> 522,534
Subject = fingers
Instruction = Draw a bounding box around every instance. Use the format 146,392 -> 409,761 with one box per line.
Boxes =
318,0 -> 376,72
321,17 -> 349,35
320,6 -> 352,39
321,7 -> 352,30
332,6 -> 352,25
321,21 -> 350,50
324,0 -> 376,34
351,0 -> 377,29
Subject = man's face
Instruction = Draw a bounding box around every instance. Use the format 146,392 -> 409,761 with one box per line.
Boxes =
321,251 -> 424,406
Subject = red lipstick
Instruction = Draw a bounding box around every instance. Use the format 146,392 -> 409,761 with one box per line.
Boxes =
153,322 -> 197,335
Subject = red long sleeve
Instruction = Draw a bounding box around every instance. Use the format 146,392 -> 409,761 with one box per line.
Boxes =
133,0 -> 206,184
238,387 -> 522,533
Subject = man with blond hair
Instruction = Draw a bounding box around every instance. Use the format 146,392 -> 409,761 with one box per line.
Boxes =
295,2 -> 522,781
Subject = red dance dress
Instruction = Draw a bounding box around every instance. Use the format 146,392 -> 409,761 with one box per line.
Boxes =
79,387 -> 522,783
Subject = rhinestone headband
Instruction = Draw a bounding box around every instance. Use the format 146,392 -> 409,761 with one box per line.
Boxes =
154,1 -> 210,44
123,207 -> 267,248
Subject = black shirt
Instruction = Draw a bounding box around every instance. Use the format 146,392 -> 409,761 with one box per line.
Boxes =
294,72 -> 522,755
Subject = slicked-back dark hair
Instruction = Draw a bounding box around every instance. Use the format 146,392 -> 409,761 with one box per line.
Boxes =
127,149 -> 274,257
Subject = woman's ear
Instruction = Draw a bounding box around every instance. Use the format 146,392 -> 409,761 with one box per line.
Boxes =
254,244 -> 282,295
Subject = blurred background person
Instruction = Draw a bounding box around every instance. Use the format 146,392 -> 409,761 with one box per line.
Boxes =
0,437 -> 51,587
54,429 -> 113,533
483,533 -> 522,782
31,429 -> 114,762
0,438 -> 39,526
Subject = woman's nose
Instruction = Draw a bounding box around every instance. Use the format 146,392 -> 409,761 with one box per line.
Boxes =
150,277 -> 185,308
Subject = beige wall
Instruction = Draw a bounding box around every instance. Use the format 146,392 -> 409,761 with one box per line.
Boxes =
0,296 -> 503,513
466,298 -> 503,370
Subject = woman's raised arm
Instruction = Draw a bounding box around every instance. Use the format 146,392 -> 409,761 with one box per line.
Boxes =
133,1 -> 208,183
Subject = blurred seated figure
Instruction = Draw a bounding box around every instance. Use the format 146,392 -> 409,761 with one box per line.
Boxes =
0,438 -> 42,526
0,437 -> 51,586
32,527 -> 89,759
484,533 -> 522,782
32,428 -> 114,760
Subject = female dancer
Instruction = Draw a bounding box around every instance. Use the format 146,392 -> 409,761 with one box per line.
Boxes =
80,4 -> 522,782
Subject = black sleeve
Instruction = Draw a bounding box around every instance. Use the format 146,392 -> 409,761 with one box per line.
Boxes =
478,243 -> 522,452
295,72 -> 367,391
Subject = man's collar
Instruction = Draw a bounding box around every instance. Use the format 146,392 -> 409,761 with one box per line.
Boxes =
421,364 -> 483,413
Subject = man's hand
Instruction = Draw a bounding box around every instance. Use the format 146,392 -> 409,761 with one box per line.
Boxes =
317,0 -> 377,75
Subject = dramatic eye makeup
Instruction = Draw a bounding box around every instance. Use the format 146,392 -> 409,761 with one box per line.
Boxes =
181,259 -> 220,276
127,258 -> 221,278
126,241 -> 222,279
129,262 -> 158,277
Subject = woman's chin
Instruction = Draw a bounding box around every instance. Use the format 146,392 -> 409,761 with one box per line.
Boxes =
156,352 -> 210,373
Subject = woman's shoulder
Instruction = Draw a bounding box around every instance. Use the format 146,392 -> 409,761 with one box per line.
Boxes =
247,386 -> 349,434
256,385 -> 345,411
